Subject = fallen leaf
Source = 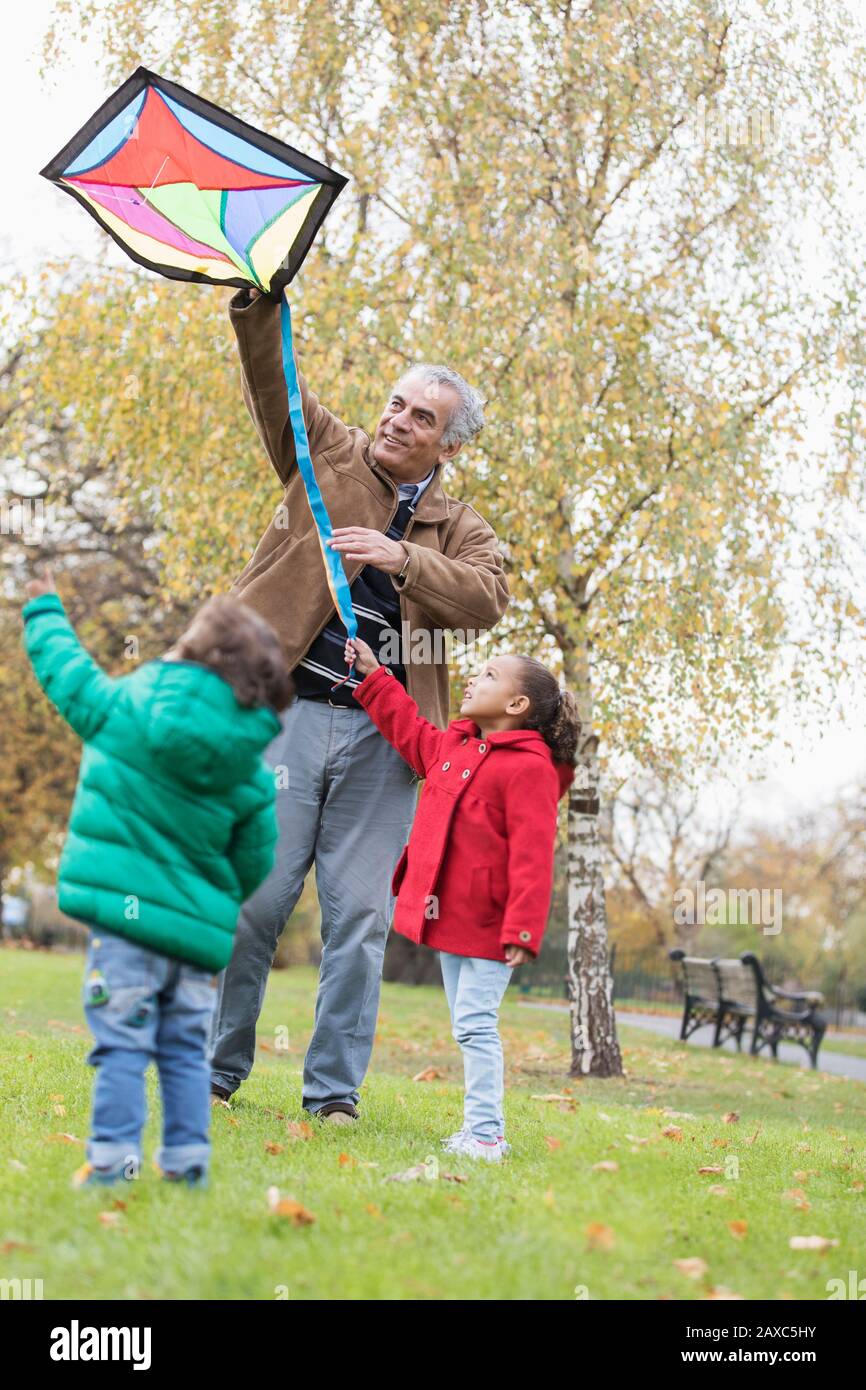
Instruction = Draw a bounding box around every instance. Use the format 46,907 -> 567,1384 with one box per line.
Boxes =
286,1121 -> 314,1142
728,1220 -> 748,1240
661,1125 -> 683,1141
698,1166 -> 724,1175
266,1187 -> 316,1225
385,1164 -> 433,1183
544,1136 -> 562,1151
592,1160 -> 619,1172
789,1235 -> 838,1251
412,1066 -> 446,1082
338,1152 -> 357,1169
264,1141 -> 284,1155
708,1185 -> 729,1197
674,1257 -> 708,1279
723,1112 -> 740,1124
585,1222 -> 615,1250
44,1133 -> 84,1146
0,1241 -> 34,1254
365,1203 -> 383,1218
705,1286 -> 745,1300
97,1211 -> 121,1227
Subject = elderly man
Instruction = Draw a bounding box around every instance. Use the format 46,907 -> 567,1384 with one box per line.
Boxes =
210,288 -> 509,1122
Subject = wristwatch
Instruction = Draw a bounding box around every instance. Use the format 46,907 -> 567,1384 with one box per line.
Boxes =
396,547 -> 411,582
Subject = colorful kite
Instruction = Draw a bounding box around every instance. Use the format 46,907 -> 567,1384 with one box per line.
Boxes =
40,66 -> 356,666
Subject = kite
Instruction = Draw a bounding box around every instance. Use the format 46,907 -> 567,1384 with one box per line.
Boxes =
40,66 -> 357,672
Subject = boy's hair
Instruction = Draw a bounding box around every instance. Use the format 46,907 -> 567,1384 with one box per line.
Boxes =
513,656 -> 581,766
174,595 -> 294,712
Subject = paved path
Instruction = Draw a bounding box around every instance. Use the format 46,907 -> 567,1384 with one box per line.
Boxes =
516,1001 -> 866,1082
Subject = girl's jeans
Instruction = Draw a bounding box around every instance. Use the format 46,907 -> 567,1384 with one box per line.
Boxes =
83,929 -> 218,1175
439,951 -> 512,1142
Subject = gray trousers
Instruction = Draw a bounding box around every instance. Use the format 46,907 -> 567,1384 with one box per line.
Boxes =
209,697 -> 417,1112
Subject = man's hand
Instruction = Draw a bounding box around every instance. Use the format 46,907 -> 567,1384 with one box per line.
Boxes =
25,567 -> 57,600
345,636 -> 380,676
329,528 -> 406,574
504,945 -> 532,968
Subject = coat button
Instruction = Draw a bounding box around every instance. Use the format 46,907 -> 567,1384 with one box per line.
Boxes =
461,769 -> 470,779
519,930 -> 532,943
478,742 -> 487,753
442,761 -> 451,771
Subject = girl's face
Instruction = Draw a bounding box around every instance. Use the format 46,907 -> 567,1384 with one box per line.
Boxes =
460,656 -> 530,724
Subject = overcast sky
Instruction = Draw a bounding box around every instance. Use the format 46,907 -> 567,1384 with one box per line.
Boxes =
4,2 -> 865,836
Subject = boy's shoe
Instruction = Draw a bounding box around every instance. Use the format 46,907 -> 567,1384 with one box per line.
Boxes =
72,1160 -> 135,1188
447,1134 -> 506,1163
161,1164 -> 208,1188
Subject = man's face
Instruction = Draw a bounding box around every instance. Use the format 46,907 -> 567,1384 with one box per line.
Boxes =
459,656 -> 529,723
372,372 -> 464,482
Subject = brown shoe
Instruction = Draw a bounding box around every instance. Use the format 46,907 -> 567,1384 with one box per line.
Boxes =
315,1101 -> 359,1124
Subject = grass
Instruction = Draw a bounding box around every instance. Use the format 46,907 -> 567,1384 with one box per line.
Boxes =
1,947 -> 865,1301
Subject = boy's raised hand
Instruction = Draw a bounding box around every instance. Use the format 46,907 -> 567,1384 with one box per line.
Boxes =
344,636 -> 379,676
25,567 -> 57,600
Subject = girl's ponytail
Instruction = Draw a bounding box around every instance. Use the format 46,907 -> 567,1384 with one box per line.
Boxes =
514,657 -> 581,765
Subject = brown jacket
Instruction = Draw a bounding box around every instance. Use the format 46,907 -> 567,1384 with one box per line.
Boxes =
227,290 -> 510,726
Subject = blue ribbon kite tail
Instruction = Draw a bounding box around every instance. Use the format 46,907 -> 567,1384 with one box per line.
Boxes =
279,289 -> 357,689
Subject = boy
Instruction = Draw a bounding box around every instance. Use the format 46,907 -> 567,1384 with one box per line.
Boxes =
22,572 -> 293,1187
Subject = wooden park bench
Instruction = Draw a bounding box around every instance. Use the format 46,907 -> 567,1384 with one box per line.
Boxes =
668,949 -> 827,1069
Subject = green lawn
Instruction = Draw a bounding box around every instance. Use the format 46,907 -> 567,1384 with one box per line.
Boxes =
2,947 -> 864,1301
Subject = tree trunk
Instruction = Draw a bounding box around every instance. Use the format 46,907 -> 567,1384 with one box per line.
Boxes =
566,728 -> 624,1077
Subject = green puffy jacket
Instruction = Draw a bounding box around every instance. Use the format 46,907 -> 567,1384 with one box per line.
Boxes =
22,593 -> 282,972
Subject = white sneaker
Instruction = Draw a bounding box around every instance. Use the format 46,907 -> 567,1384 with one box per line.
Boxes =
442,1128 -> 511,1155
448,1133 -> 505,1162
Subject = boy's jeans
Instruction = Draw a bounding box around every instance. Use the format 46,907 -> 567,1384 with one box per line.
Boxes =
439,952 -> 512,1142
83,929 -> 218,1175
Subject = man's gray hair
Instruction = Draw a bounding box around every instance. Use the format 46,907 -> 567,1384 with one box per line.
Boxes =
396,363 -> 486,448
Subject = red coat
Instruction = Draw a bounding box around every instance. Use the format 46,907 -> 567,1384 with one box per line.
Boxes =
353,665 -> 574,961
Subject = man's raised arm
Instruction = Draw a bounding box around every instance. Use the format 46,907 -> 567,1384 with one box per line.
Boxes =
228,288 -> 351,486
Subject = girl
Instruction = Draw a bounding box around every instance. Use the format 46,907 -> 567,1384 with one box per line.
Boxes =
344,635 -> 580,1162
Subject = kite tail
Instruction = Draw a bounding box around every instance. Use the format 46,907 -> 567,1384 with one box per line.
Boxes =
279,290 -> 357,691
